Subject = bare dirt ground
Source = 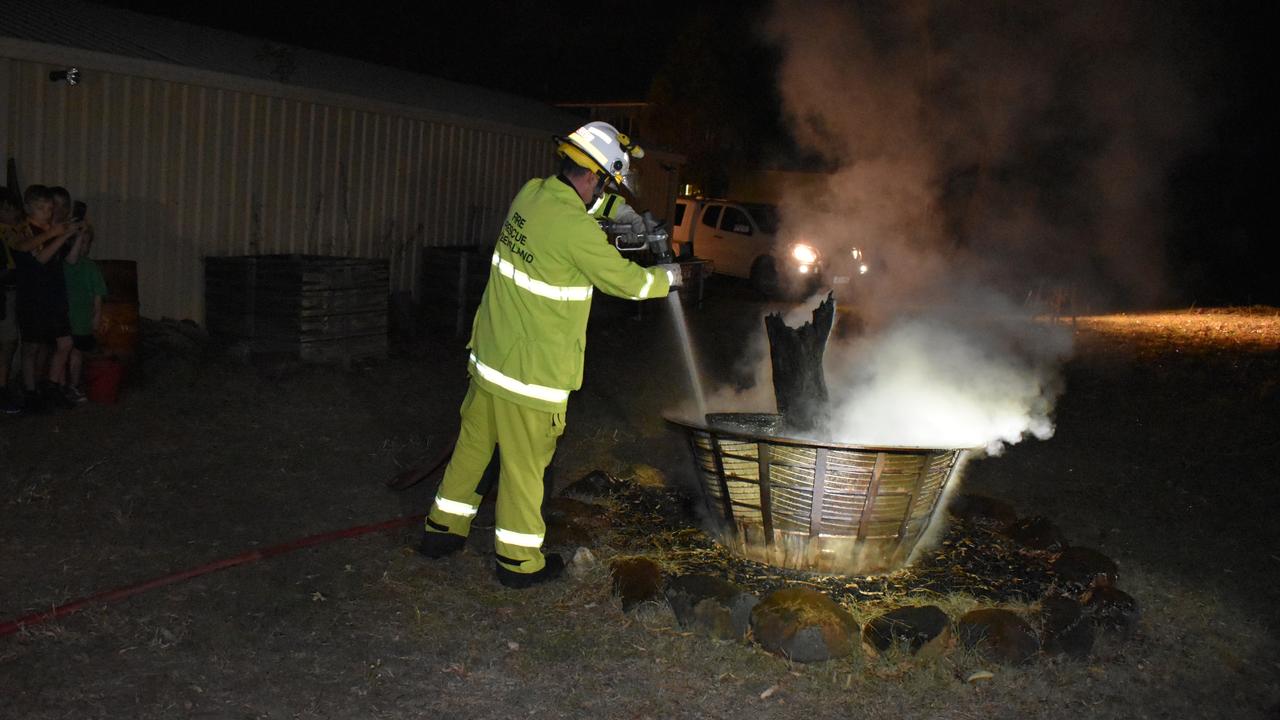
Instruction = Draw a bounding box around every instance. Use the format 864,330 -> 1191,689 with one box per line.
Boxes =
2,283 -> 1278,719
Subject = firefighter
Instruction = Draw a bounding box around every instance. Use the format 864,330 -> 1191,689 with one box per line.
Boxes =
419,121 -> 683,588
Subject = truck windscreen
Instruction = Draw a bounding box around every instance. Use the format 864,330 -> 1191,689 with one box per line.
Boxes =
743,203 -> 780,234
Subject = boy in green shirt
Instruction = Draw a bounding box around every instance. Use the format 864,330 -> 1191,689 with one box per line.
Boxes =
63,216 -> 105,403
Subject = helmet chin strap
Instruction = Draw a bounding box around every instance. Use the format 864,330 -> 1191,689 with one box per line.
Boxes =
591,174 -> 610,203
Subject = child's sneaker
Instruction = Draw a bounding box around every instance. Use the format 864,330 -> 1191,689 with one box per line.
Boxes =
20,388 -> 45,414
41,382 -> 76,410
0,388 -> 21,415
65,385 -> 87,404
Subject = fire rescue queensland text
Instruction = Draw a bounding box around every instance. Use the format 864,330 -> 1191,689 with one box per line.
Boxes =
499,211 -> 535,264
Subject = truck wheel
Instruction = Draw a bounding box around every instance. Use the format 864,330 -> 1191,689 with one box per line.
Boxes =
750,257 -> 780,299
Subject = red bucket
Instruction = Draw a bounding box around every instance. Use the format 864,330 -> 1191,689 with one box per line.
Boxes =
85,358 -> 125,404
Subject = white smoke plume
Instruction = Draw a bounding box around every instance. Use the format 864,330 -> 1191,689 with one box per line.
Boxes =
697,0 -> 1211,452
694,289 -> 1072,454
821,293 -> 1073,454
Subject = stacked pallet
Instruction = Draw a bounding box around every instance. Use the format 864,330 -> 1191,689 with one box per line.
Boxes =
205,255 -> 388,365
421,246 -> 490,337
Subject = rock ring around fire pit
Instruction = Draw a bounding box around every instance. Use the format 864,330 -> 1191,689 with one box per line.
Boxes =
668,412 -> 972,576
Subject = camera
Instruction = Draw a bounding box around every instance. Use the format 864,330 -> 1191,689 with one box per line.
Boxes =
72,201 -> 87,222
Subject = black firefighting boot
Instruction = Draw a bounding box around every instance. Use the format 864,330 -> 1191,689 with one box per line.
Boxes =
496,553 -> 565,589
417,519 -> 466,559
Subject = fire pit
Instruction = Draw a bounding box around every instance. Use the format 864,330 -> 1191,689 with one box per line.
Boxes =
670,412 -> 969,576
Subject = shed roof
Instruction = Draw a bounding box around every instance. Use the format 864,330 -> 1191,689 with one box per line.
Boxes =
0,0 -> 585,133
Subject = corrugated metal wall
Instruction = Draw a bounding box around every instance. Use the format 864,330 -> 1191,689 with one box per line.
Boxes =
1,49 -> 556,323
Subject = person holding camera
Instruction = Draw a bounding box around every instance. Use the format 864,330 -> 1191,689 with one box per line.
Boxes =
9,185 -> 81,410
0,189 -> 24,414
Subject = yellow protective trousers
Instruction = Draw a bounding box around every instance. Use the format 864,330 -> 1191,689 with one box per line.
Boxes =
425,382 -> 565,574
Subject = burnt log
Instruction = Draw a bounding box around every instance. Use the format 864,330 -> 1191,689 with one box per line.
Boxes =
764,292 -> 835,432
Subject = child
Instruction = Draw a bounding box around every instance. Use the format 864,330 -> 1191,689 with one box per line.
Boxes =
62,203 -> 105,402
9,185 -> 79,410
0,189 -> 22,413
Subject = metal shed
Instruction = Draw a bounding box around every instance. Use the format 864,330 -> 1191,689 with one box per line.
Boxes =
0,0 -> 682,324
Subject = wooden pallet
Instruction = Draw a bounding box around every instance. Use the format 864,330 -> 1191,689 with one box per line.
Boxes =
421,246 -> 490,337
205,255 -> 388,365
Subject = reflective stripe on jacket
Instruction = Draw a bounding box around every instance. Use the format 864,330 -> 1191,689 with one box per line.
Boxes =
467,176 -> 672,413
588,193 -> 622,220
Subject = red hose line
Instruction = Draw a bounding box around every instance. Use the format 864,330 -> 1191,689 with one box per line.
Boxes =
0,512 -> 424,638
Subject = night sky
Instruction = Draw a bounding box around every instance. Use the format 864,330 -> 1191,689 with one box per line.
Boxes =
90,0 -> 726,103
87,0 -> 1274,306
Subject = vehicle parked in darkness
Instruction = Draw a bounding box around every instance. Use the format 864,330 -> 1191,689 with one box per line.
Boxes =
671,197 -> 868,299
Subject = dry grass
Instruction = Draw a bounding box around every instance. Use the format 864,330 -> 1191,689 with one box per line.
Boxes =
1074,306 -> 1280,352
1,306 -> 1278,718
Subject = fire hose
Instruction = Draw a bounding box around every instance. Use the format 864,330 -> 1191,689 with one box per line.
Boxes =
0,438 -> 459,639
0,512 -> 425,638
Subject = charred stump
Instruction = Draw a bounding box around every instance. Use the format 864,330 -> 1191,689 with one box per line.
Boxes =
764,292 -> 835,432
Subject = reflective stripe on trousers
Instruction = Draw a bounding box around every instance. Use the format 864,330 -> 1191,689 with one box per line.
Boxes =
494,527 -> 543,548
432,496 -> 478,518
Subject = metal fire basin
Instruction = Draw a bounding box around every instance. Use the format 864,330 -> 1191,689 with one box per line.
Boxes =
669,413 -> 969,576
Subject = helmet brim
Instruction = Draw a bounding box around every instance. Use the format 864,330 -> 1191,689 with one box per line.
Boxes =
556,138 -> 631,191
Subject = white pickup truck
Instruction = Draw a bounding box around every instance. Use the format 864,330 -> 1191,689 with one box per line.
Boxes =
671,197 -> 867,299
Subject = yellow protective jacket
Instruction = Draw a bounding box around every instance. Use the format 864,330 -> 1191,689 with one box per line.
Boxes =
467,175 -> 672,413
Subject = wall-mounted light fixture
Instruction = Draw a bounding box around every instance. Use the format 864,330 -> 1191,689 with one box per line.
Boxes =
49,68 -> 80,85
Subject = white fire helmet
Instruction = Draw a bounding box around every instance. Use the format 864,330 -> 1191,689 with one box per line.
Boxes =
556,121 -> 644,193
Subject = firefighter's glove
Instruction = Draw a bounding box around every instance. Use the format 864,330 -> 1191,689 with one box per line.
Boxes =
658,263 -> 684,289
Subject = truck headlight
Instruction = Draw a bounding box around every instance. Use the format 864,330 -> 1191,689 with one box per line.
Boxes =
850,246 -> 869,274
790,243 -> 819,264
